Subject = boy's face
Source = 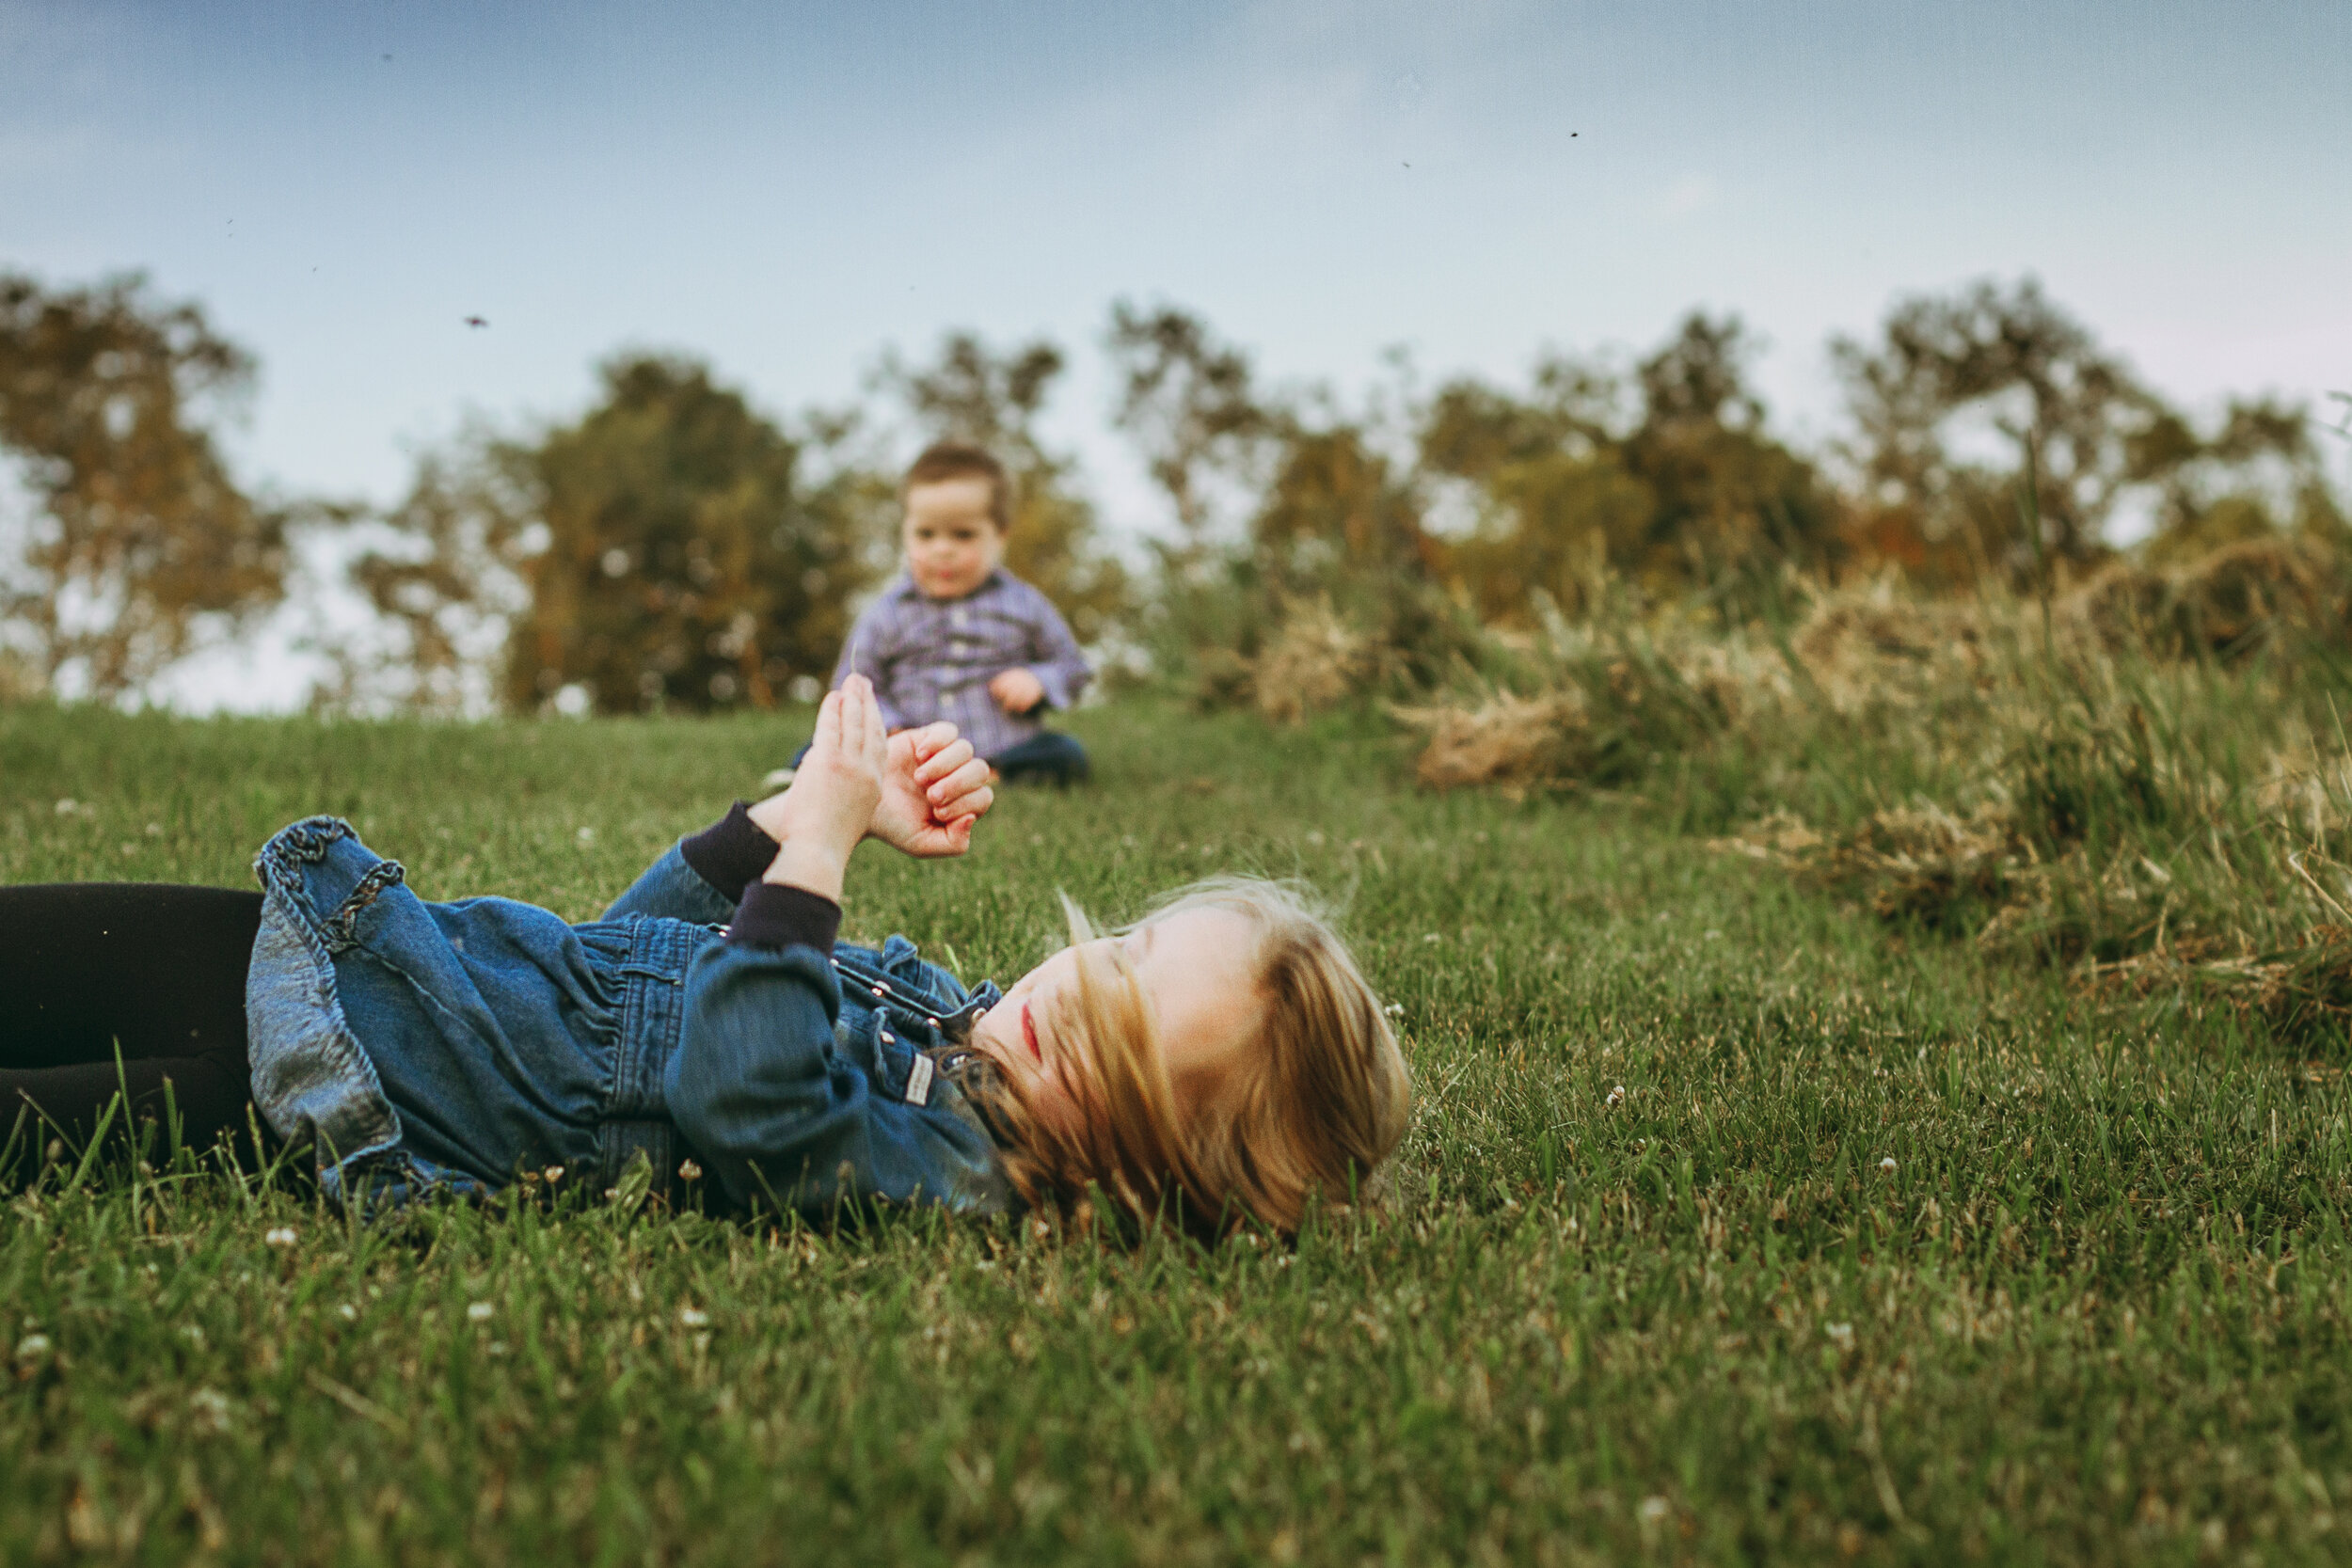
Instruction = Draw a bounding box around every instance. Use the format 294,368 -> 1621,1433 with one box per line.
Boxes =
902,477 -> 1007,601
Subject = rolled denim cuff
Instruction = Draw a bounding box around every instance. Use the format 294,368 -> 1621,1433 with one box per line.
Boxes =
726,882 -> 841,953
680,801 -> 780,903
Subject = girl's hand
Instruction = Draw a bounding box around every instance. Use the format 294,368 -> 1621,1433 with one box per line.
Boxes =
755,676 -> 886,900
869,722 -> 995,858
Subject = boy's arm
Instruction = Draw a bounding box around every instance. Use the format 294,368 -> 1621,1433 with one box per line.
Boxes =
1019,588 -> 1092,711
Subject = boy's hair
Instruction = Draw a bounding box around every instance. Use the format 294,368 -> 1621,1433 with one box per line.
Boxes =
959,878 -> 1412,1240
902,440 -> 1012,533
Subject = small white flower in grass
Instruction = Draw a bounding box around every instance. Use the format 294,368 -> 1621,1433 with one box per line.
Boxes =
189,1387 -> 232,1433
53,799 -> 77,816
678,1159 -> 702,1182
1879,1157 -> 1898,1175
1421,933 -> 1441,944
543,1164 -> 564,1183
1606,1085 -> 1625,1108
576,827 -> 596,845
337,1305 -> 358,1322
677,1307 -> 709,1328
1825,1322 -> 1854,1350
1384,1003 -> 1405,1018
14,1333 -> 51,1364
467,1302 -> 494,1323
1640,1497 -> 1669,1524
264,1227 -> 297,1248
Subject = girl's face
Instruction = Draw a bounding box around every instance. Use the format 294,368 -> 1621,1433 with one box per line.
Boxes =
968,908 -> 1263,1135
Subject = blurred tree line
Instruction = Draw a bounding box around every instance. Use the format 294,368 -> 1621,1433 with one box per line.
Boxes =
0,267 -> 2340,714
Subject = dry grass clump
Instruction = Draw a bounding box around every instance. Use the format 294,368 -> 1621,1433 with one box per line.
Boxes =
2066,536 -> 2350,659
1403,536 -> 2352,796
1790,583 -> 1992,707
1397,636 -> 1752,795
1189,647 -> 1257,713
1251,597 -> 1373,724
1396,690 -> 1587,798
1719,709 -> 2352,1049
1720,802 -> 2025,933
1387,531 -> 2352,1047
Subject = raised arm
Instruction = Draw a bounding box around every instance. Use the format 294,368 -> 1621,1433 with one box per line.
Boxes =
664,678 -> 882,1211
601,721 -> 997,925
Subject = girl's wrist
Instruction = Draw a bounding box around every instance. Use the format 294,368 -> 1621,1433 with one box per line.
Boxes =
745,787 -> 793,844
762,839 -> 850,902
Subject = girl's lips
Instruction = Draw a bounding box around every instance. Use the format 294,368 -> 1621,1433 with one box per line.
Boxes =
1021,1001 -> 1041,1063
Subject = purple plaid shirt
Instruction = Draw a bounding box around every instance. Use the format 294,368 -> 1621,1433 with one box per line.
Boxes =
829,569 -> 1091,760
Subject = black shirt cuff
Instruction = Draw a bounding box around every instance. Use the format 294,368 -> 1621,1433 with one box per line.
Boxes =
679,801 -> 779,903
727,881 -> 842,953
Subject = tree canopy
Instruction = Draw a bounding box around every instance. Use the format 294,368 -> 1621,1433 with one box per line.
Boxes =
0,272 -> 289,700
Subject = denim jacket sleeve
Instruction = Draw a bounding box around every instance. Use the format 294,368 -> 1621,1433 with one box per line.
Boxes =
599,804 -> 778,926
661,939 -> 863,1213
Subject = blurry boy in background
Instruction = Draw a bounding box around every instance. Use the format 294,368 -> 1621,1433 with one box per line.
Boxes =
809,441 -> 1091,786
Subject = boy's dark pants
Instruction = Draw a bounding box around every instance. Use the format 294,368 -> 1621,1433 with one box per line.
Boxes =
989,731 -> 1090,787
787,730 -> 1090,787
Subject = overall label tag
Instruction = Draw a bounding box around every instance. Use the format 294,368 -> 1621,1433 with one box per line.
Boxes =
904,1053 -> 934,1107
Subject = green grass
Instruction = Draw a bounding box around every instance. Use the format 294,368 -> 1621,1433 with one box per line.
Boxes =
5,699 -> 2350,1565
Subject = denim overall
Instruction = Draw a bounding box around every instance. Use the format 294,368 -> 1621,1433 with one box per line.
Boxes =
244,816 -> 1013,1219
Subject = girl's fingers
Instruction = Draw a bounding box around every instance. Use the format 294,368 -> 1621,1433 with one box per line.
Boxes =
909,721 -> 960,766
839,677 -> 880,768
811,689 -> 843,753
926,754 -> 991,807
935,784 -> 993,823
914,737 -> 974,788
861,684 -> 889,764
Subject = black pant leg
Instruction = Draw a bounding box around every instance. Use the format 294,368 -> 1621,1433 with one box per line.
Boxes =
992,731 -> 1090,787
0,883 -> 262,1157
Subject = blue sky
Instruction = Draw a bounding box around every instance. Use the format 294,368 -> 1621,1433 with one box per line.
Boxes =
3,0 -> 2348,703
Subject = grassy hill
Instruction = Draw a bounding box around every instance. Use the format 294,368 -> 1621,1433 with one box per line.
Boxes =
4,698 -> 2347,1564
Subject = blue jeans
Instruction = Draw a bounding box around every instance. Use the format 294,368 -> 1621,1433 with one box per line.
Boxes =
789,730 -> 1090,787
990,730 -> 1090,787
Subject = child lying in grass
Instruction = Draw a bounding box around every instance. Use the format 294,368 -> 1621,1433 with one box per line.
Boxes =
0,679 -> 1408,1238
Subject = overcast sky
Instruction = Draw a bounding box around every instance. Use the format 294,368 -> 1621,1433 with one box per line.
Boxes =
5,0 -> 2348,705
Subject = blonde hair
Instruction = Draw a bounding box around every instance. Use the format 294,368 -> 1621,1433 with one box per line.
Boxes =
958,878 -> 1411,1240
